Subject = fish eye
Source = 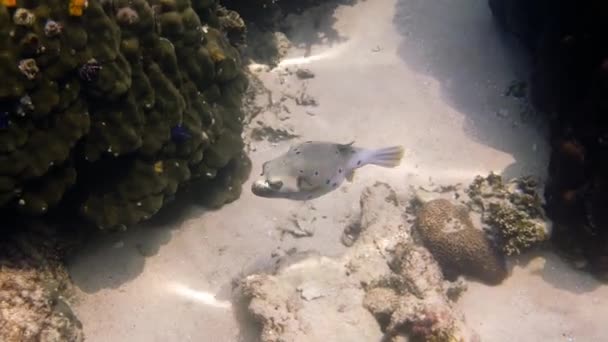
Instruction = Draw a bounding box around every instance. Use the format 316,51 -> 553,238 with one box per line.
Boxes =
267,180 -> 283,190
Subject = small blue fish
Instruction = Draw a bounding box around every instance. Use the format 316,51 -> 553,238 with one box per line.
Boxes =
171,124 -> 191,143
0,112 -> 9,129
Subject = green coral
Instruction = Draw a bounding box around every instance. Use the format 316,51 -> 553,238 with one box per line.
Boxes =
216,5 -> 246,47
0,0 -> 250,229
486,203 -> 548,256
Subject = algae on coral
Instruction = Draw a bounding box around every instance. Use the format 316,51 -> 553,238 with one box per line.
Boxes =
466,173 -> 551,256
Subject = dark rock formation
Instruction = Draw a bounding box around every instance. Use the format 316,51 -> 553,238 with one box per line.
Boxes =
488,0 -> 608,278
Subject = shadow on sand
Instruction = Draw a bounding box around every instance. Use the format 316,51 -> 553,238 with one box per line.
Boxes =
66,0 -> 355,297
278,0 -> 356,58
241,0 -> 357,65
503,247 -> 605,293
67,193 -> 208,293
391,0 -> 607,293
392,0 -> 549,181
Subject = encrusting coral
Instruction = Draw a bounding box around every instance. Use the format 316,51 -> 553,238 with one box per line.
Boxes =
0,0 -> 250,229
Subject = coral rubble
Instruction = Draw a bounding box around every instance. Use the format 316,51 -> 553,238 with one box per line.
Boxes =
488,0 -> 608,277
0,0 -> 250,229
238,183 -> 477,342
0,222 -> 84,342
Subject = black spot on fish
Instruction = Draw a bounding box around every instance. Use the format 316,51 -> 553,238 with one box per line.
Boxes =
357,160 -> 361,165
332,182 -> 337,187
299,170 -> 304,173
338,169 -> 342,173
314,171 -> 319,176
307,195 -> 313,199
296,151 -> 301,155
326,179 -> 330,184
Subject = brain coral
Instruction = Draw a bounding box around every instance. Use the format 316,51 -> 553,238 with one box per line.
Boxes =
415,198 -> 508,285
0,0 -> 250,229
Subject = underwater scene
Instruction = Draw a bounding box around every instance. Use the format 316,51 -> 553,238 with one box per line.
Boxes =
1,0 -> 608,341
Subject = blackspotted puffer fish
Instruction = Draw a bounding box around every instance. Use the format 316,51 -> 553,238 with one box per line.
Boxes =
251,141 -> 404,200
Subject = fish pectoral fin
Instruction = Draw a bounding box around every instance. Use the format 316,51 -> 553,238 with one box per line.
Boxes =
297,175 -> 320,191
260,161 -> 269,176
337,141 -> 355,153
346,169 -> 356,182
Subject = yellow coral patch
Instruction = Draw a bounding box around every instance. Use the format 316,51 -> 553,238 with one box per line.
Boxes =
1,0 -> 16,8
209,48 -> 225,62
154,161 -> 164,174
68,0 -> 88,16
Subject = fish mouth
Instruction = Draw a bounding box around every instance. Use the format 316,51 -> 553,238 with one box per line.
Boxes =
251,180 -> 276,197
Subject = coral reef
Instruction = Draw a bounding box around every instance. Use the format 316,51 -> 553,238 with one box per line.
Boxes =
0,0 -> 250,229
0,222 -> 84,342
414,198 -> 508,285
488,0 -> 608,277
216,5 -> 246,48
410,172 -> 551,284
363,242 -> 471,342
238,183 -> 477,342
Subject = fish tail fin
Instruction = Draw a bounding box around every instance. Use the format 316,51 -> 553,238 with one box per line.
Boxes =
365,145 -> 405,168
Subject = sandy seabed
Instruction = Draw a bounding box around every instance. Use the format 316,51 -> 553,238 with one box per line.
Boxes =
67,0 -> 608,341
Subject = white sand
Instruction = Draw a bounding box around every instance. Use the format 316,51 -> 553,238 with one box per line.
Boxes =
68,0 -> 608,341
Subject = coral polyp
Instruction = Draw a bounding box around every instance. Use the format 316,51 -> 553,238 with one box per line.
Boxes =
78,58 -> 103,82
44,19 -> 64,37
116,7 -> 139,25
18,58 -> 40,80
13,8 -> 35,26
69,0 -> 88,16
